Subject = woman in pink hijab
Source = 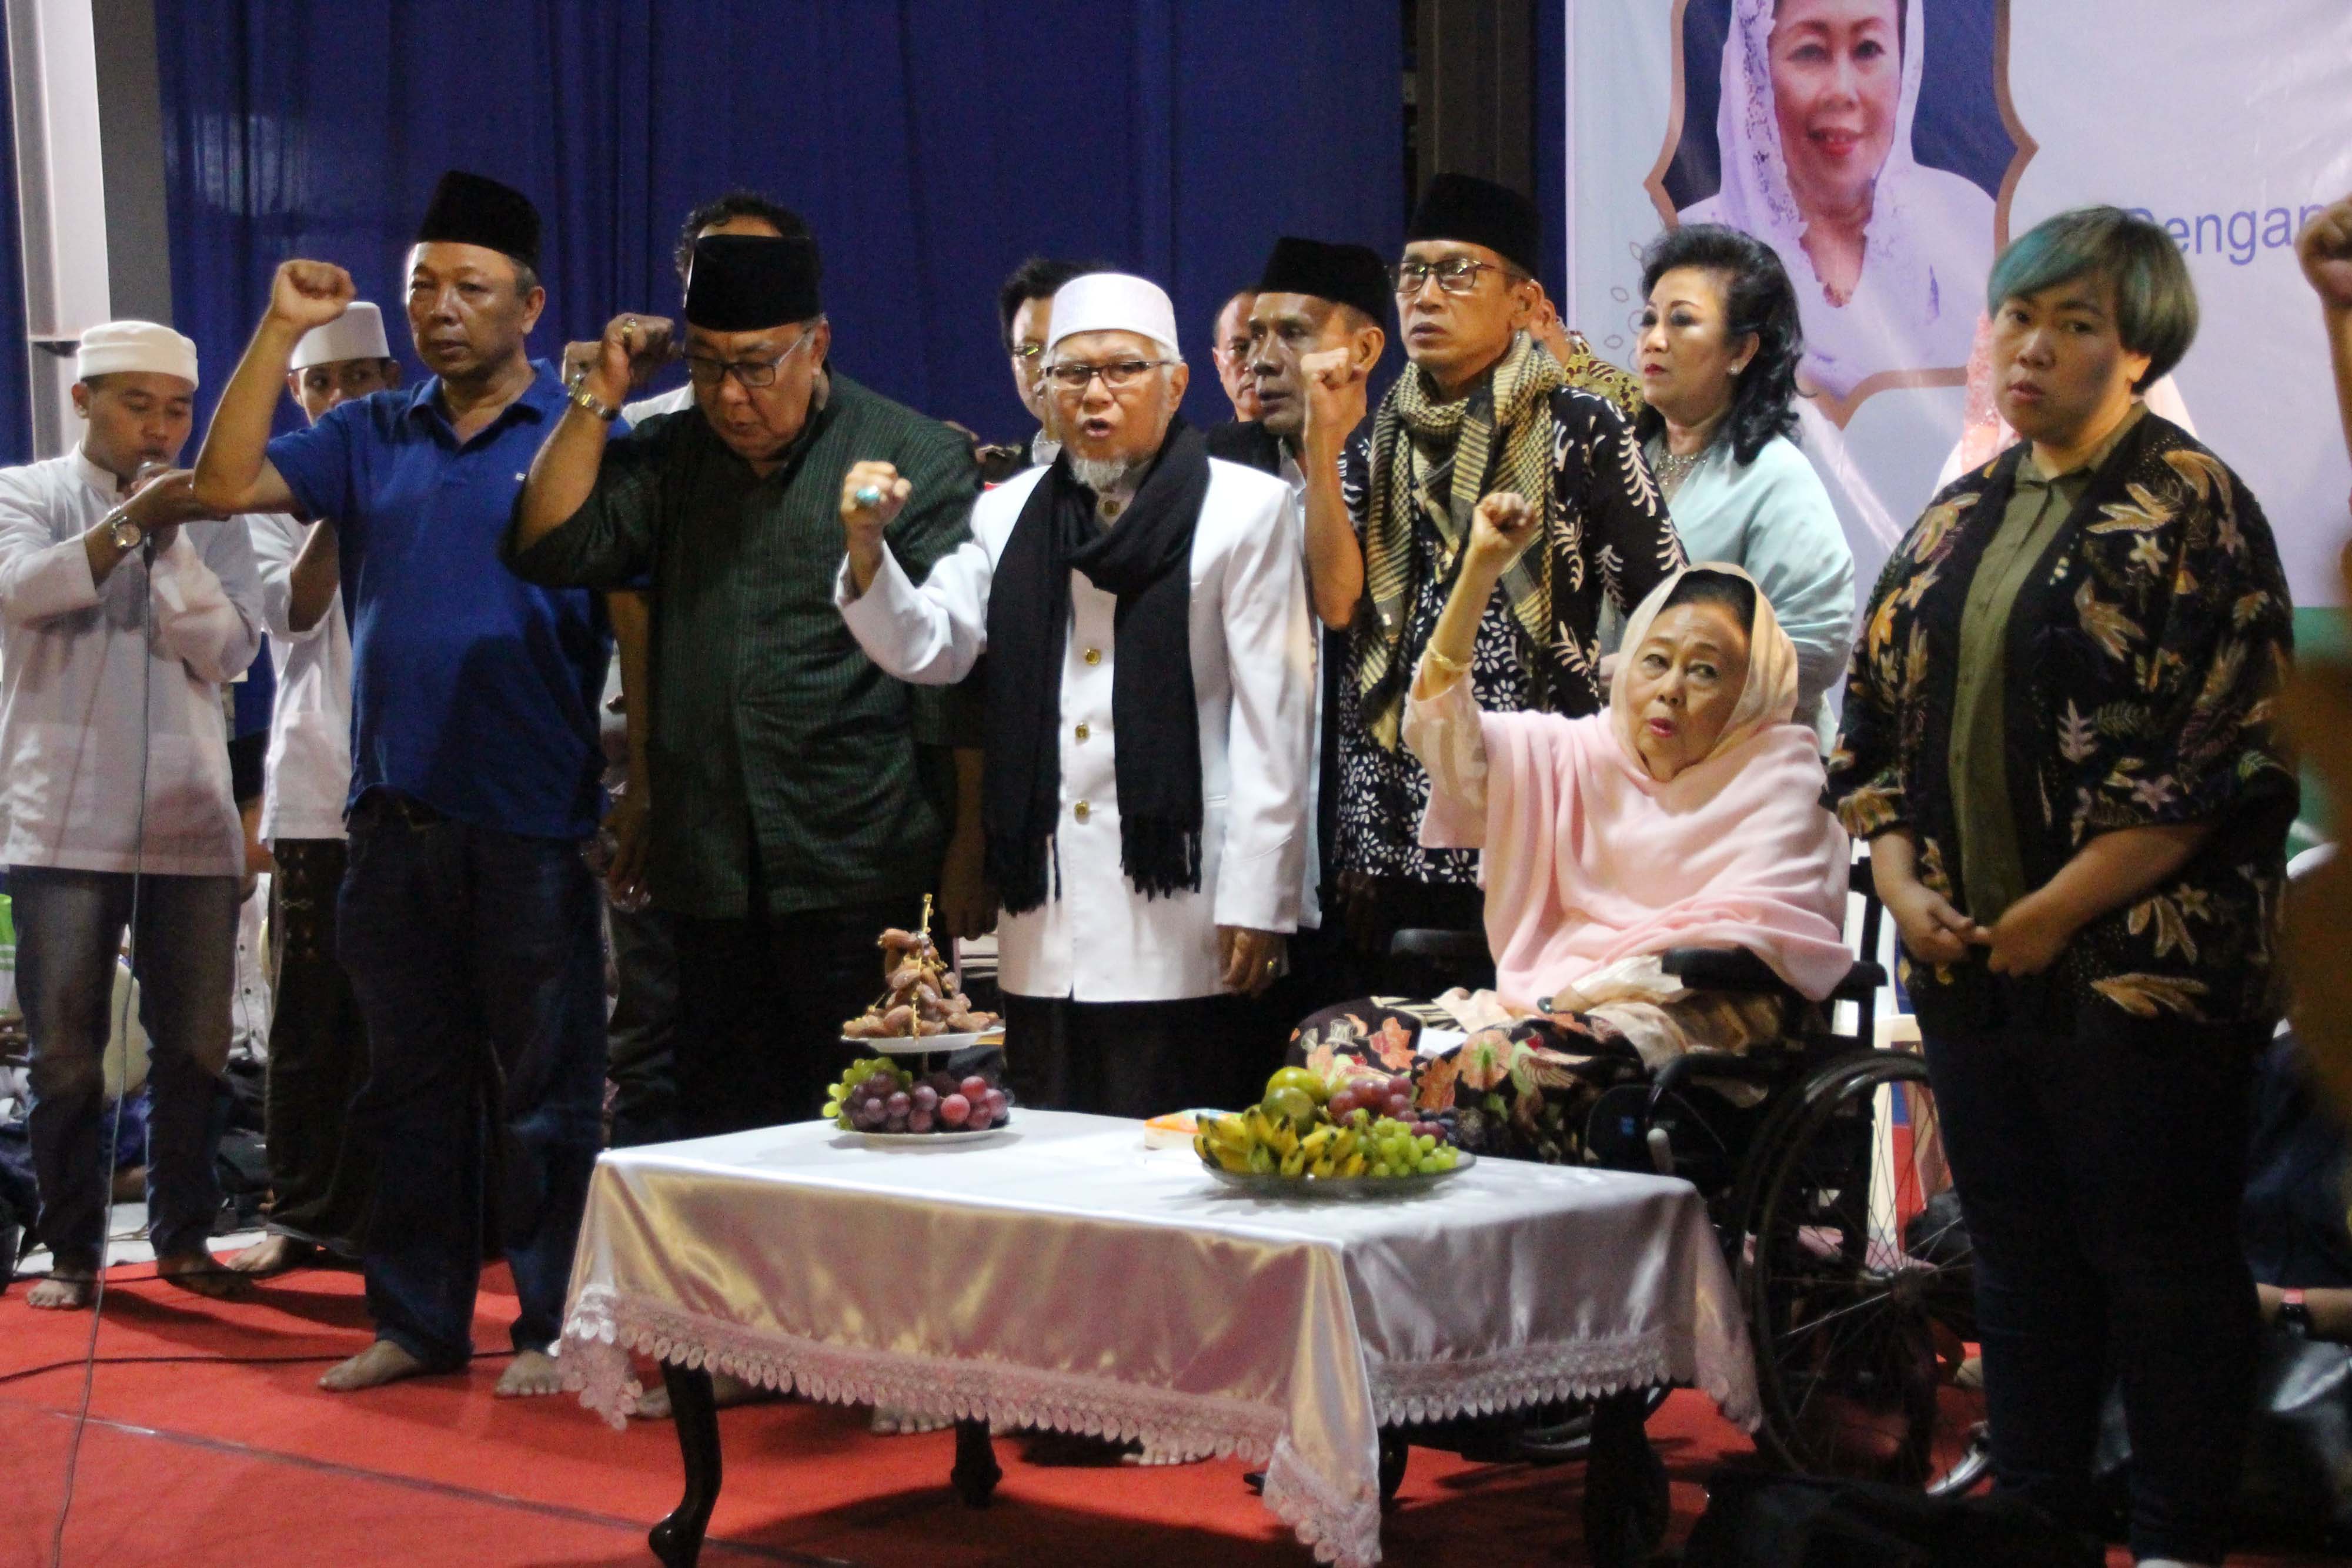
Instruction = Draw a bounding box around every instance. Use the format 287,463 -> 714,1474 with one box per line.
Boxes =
1289,494 -> 1849,1162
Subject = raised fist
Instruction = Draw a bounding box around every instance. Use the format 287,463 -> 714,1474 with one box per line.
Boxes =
268,261 -> 356,333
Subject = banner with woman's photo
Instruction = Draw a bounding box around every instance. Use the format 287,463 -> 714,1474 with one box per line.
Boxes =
1562,0 -> 2352,613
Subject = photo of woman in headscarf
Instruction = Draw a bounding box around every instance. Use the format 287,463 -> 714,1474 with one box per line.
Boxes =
1673,0 -> 2002,402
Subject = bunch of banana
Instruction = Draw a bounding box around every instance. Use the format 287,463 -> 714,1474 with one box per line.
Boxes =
1195,1108 -> 1378,1179
1297,1123 -> 1369,1180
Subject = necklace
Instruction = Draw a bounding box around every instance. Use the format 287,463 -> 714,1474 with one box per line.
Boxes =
1646,437 -> 1709,502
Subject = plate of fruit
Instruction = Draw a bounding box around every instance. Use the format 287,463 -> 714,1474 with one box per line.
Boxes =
840,900 -> 1001,1054
827,1054 -> 1014,1144
1194,1066 -> 1469,1198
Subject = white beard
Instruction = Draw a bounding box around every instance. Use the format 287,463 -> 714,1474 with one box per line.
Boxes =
1068,455 -> 1142,494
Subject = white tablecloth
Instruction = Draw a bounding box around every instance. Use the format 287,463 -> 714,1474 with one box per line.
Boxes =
559,1111 -> 1757,1567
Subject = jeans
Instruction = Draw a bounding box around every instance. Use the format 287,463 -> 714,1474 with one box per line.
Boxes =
262,838 -> 373,1252
1920,994 -> 2264,1564
337,796 -> 605,1366
671,894 -> 926,1138
16,867 -> 239,1263
604,898 -> 678,1149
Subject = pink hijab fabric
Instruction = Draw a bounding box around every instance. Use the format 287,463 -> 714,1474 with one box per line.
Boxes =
1419,564 -> 1853,1008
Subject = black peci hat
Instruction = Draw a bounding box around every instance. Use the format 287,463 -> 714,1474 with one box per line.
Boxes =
1405,173 -> 1542,276
415,170 -> 542,272
683,233 -> 823,331
1255,237 -> 1392,326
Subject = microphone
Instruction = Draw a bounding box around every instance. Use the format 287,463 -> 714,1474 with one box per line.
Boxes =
132,460 -> 168,564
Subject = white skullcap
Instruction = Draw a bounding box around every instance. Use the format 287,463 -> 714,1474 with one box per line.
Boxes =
289,302 -> 392,370
1047,272 -> 1182,360
75,320 -> 198,387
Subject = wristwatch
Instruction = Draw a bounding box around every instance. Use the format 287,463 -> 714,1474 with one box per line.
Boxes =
566,372 -> 622,423
105,510 -> 143,553
2277,1287 -> 2314,1338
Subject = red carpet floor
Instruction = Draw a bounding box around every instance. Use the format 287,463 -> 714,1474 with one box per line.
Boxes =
0,1259 -> 2337,1568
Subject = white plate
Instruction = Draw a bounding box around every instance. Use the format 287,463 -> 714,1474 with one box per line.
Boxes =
838,1124 -> 1016,1148
839,1031 -> 1001,1057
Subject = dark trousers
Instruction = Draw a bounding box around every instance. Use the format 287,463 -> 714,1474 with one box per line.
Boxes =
1341,876 -> 1487,996
1920,998 -> 2264,1564
1003,992 -> 1239,1119
262,838 -> 373,1252
16,868 -> 238,1263
671,894 -> 925,1138
604,898 -> 678,1149
337,797 -> 606,1366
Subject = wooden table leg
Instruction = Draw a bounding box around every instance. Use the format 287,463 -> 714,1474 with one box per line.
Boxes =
649,1362 -> 723,1567
1581,1389 -> 1669,1568
950,1417 -> 1001,1507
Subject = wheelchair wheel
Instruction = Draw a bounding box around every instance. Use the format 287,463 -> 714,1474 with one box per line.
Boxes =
1744,1053 -> 1982,1487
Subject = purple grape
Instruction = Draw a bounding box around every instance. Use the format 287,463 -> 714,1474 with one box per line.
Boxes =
855,1098 -> 887,1129
886,1111 -> 909,1132
886,1091 -> 911,1117
983,1089 -> 1007,1120
964,1101 -> 993,1131
940,1093 -> 971,1128
911,1084 -> 939,1111
864,1071 -> 898,1098
908,1106 -> 935,1133
998,1085 -> 1016,1108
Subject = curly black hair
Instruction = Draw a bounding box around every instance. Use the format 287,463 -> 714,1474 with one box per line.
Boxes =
673,191 -> 810,280
1633,224 -> 1805,467
995,256 -> 1110,354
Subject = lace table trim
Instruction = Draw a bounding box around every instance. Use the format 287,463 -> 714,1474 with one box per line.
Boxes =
562,1288 -> 1757,1566
561,1286 -> 1288,1462
1369,1324 -> 1755,1427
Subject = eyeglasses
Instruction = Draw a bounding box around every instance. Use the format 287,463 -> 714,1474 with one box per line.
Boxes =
1010,342 -> 1045,362
1043,358 -> 1175,393
683,332 -> 817,388
1392,258 -> 1524,297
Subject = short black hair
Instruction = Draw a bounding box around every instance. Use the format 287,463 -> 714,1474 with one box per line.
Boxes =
1660,567 -> 1758,633
1986,205 -> 2198,392
1634,223 -> 1805,466
674,191 -> 810,280
996,256 -> 1105,353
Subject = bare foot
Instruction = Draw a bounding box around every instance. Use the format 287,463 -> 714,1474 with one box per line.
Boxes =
155,1250 -> 256,1302
27,1268 -> 96,1310
495,1347 -> 563,1398
226,1233 -> 316,1276
319,1338 -> 433,1392
630,1369 -> 774,1420
870,1404 -> 953,1436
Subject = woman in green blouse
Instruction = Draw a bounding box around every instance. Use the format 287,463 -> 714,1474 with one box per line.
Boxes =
1829,208 -> 2297,1568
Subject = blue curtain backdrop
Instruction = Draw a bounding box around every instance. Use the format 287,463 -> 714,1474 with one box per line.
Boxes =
154,0 -> 1404,440
0,41 -> 33,463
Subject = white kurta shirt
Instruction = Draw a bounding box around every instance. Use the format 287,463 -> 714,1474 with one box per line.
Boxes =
0,450 -> 263,876
839,458 -> 1312,1002
248,514 -> 352,842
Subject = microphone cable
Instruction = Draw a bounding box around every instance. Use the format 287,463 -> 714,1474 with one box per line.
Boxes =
45,476 -> 167,1567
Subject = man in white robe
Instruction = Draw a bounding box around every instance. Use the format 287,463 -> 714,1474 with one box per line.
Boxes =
0,322 -> 263,1306
836,273 -> 1312,1115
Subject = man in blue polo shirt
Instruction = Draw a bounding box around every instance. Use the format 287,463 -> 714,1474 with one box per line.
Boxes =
194,171 -> 606,1398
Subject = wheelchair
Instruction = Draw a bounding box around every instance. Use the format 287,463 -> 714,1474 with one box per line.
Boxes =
1368,850 -> 1986,1559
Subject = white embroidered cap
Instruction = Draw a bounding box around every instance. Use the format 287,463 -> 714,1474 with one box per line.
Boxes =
75,321 -> 199,387
1046,272 -> 1182,361
289,302 -> 392,370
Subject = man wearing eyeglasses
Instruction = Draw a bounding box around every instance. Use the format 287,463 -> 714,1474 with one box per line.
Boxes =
196,172 -> 611,1398
508,231 -> 983,1146
1307,174 -> 1684,986
834,272 -> 1311,1118
994,256 -> 1100,474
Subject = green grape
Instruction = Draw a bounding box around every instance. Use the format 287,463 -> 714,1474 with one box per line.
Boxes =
1417,1134 -> 1436,1154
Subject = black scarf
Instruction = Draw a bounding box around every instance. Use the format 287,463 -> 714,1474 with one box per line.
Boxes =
985,419 -> 1210,915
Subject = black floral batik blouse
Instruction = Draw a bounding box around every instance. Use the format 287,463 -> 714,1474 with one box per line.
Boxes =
1827,413 -> 2298,1035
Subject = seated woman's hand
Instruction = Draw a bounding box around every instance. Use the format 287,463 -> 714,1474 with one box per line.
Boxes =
1466,491 -> 1541,577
